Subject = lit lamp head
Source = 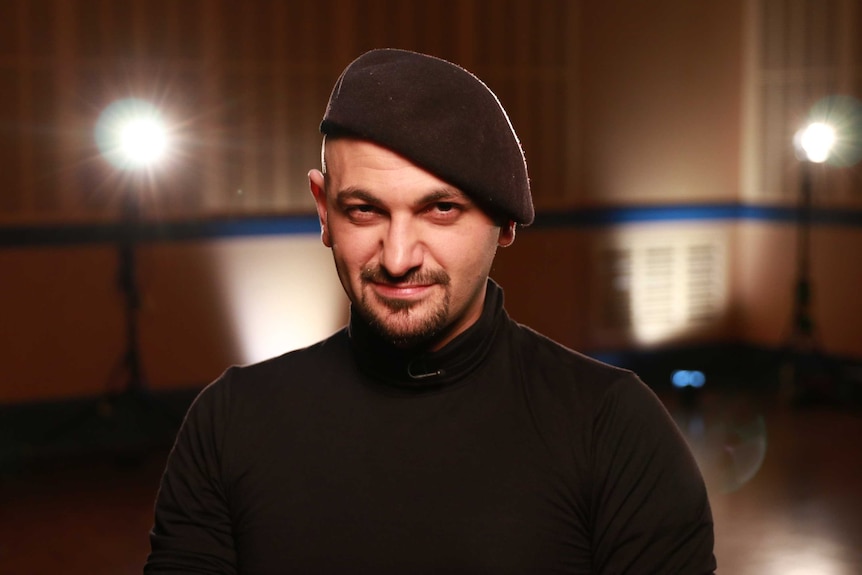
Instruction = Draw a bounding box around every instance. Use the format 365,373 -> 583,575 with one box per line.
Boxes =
95,98 -> 170,171
795,121 -> 836,164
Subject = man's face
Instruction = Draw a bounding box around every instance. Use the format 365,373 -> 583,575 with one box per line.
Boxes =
309,138 -> 515,351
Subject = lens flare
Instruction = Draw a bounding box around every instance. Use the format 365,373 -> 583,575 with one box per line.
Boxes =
804,95 -> 862,167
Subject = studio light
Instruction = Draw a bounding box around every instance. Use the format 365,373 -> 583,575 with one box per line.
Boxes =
795,121 -> 836,164
94,99 -> 166,395
39,98 -> 180,453
95,98 -> 171,171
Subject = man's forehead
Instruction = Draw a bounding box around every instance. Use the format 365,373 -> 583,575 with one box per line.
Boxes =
325,138 -> 456,185
324,136 -> 411,165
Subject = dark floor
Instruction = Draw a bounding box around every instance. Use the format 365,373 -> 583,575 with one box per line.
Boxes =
1,391 -> 860,574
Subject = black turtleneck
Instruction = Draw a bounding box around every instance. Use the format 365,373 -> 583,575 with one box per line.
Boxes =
147,280 -> 716,574
348,279 -> 504,391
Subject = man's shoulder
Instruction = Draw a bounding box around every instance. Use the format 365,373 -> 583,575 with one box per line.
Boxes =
501,319 -> 653,417
238,327 -> 350,376
507,320 -> 633,385
204,327 -> 351,398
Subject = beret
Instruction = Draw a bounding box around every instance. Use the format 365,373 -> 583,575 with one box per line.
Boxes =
320,49 -> 534,225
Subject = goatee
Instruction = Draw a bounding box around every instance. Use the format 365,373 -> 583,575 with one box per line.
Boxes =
358,266 -> 451,348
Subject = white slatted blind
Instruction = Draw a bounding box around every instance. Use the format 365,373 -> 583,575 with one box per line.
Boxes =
591,229 -> 728,347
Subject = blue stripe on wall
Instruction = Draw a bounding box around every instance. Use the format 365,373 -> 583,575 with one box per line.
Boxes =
533,203 -> 862,227
2,204 -> 862,247
534,204 -> 741,227
0,216 -> 322,247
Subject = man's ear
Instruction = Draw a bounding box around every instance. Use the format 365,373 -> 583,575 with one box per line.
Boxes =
498,220 -> 516,247
308,169 -> 331,247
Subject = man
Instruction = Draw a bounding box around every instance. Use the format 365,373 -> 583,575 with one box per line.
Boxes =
146,49 -> 715,574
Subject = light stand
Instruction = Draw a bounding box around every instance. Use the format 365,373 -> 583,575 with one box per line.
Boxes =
789,160 -> 815,351
113,183 -> 145,396
99,175 -> 181,435
780,123 -> 837,404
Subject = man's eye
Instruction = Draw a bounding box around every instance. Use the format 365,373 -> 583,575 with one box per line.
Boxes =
430,202 -> 463,215
347,204 -> 376,215
424,202 -> 463,223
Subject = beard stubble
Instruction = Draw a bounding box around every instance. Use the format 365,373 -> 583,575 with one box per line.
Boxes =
358,266 -> 452,348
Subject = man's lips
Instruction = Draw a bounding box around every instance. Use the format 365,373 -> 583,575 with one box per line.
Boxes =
360,267 -> 450,301
369,282 -> 435,300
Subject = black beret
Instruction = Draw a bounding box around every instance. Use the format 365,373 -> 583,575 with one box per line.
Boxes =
320,49 -> 534,225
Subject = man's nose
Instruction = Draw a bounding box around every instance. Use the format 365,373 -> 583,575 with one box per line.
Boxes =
380,218 -> 423,278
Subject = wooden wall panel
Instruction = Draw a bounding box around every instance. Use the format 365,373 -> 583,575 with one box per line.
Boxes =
0,0 -> 578,224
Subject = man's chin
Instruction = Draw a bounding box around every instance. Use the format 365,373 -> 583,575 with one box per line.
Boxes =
364,309 -> 447,349
375,296 -> 416,313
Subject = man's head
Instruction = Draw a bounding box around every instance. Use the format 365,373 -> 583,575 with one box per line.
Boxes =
309,49 -> 532,350
319,48 -> 533,226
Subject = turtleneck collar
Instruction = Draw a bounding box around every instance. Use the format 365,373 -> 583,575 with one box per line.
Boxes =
348,279 -> 506,392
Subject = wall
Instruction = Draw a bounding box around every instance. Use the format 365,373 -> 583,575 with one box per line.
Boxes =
1,233 -> 347,403
732,0 -> 862,359
3,0 -> 862,405
578,0 -> 743,204
486,0 -> 746,352
1,0 -> 583,402
736,220 -> 862,358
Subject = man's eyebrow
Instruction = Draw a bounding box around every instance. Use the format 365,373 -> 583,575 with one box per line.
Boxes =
418,188 -> 470,205
335,186 -> 471,207
335,187 -> 379,206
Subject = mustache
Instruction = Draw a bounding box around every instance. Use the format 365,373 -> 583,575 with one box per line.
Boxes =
360,266 -> 450,286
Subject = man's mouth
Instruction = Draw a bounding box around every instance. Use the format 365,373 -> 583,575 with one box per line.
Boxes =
370,281 -> 434,301
360,267 -> 450,300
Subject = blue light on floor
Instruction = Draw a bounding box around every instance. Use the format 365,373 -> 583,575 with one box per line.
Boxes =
672,370 -> 706,389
